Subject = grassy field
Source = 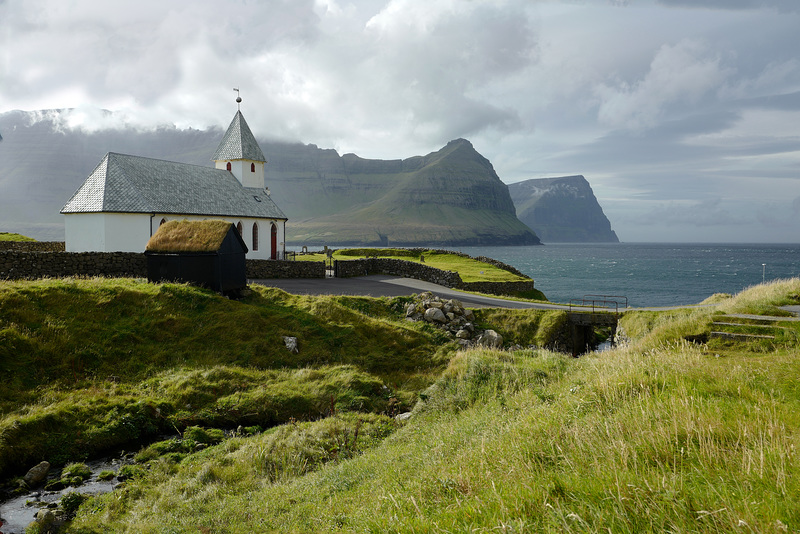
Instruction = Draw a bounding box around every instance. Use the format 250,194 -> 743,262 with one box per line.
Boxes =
295,247 -> 530,283
0,232 -> 35,242
3,277 -> 800,532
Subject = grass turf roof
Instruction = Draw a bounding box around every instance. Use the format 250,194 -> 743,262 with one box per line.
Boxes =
146,219 -> 235,253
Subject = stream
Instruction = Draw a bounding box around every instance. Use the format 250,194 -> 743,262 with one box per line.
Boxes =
0,455 -> 130,534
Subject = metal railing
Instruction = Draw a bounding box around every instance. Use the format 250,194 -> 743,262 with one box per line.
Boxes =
569,294 -> 628,314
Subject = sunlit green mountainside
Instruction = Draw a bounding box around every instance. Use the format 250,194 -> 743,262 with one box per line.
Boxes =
0,110 -> 539,245
266,138 -> 540,246
508,175 -> 619,243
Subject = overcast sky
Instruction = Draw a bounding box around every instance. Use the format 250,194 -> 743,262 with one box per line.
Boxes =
2,0 -> 799,242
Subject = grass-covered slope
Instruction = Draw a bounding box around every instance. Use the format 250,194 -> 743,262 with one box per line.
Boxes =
0,278 -> 457,479
65,279 -> 800,533
297,247 -> 532,283
269,139 -> 541,246
0,232 -> 35,242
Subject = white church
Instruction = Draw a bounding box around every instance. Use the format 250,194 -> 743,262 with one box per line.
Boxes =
61,105 -> 287,260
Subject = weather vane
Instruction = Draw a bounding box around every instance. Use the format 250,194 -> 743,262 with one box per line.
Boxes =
233,87 -> 242,110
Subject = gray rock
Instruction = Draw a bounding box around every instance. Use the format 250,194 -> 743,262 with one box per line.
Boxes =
395,412 -> 412,421
282,336 -> 299,354
405,303 -> 417,316
476,329 -> 503,349
424,308 -> 447,323
463,309 -> 475,321
23,461 -> 50,488
456,329 -> 471,339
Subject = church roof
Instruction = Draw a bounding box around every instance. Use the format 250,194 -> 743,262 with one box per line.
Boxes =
61,152 -> 286,219
212,110 -> 266,162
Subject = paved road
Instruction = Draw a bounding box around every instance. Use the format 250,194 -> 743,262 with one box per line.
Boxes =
252,275 -> 800,316
251,274 -> 570,310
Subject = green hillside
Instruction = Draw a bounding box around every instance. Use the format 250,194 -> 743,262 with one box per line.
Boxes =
267,139 -> 541,246
1,277 -> 790,532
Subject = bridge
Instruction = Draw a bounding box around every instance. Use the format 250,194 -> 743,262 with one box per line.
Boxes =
567,295 -> 626,356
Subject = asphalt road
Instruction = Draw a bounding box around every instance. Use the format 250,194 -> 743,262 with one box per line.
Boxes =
251,274 -> 570,310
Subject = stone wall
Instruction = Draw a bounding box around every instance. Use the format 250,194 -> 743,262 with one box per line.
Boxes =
335,258 -> 463,288
246,259 -> 325,279
0,241 -> 65,252
0,251 -> 147,280
1,252 -> 326,281
459,280 -> 535,295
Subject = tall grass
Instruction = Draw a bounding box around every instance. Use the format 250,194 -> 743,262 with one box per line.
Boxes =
0,277 -> 455,479
69,279 -> 800,533
73,340 -> 800,533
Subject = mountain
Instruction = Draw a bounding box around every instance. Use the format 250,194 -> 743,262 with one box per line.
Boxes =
266,139 -> 540,246
508,176 -> 619,243
0,110 -> 539,246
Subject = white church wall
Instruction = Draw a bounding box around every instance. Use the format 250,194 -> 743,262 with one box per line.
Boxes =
104,213 -> 152,252
64,213 -> 106,252
215,160 -> 265,189
64,213 -> 150,252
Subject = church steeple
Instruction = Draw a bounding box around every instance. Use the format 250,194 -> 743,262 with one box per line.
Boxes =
213,94 -> 266,189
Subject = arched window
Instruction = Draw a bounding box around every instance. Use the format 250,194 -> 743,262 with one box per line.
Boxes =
236,222 -> 243,236
159,218 -> 166,226
226,162 -> 232,171
270,223 -> 278,260
252,222 -> 259,251
251,162 -> 256,173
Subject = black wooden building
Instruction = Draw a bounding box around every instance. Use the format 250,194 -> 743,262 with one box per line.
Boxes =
145,219 -> 248,294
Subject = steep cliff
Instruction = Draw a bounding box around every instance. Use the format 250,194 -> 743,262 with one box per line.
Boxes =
267,139 -> 541,246
508,176 -> 618,243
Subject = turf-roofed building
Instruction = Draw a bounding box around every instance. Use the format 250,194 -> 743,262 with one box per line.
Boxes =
61,106 -> 287,260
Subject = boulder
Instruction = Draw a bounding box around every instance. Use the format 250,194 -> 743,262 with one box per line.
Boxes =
424,308 -> 447,323
282,336 -> 299,354
455,329 -> 471,339
23,461 -> 50,488
476,329 -> 503,349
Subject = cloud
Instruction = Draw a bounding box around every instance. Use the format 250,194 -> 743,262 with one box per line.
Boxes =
628,198 -> 745,227
657,0 -> 800,12
594,39 -> 733,129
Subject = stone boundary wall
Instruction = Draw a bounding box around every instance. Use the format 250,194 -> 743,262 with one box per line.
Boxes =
0,241 -> 65,252
335,258 -> 463,288
459,280 -> 536,295
1,252 -> 326,281
246,259 -> 325,279
0,251 -> 147,280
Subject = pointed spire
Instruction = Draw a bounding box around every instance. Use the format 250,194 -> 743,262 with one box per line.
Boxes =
212,110 -> 266,162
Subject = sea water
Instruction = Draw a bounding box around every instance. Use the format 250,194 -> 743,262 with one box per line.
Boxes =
456,243 -> 800,308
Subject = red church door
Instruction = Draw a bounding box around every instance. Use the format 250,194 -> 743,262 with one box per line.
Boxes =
270,223 -> 277,260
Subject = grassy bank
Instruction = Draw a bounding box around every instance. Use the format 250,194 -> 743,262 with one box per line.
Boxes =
55,279 -> 800,532
295,248 -> 530,284
0,232 -> 35,242
0,278 -> 458,479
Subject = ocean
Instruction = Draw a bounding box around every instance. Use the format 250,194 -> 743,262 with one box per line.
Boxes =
455,243 -> 800,308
